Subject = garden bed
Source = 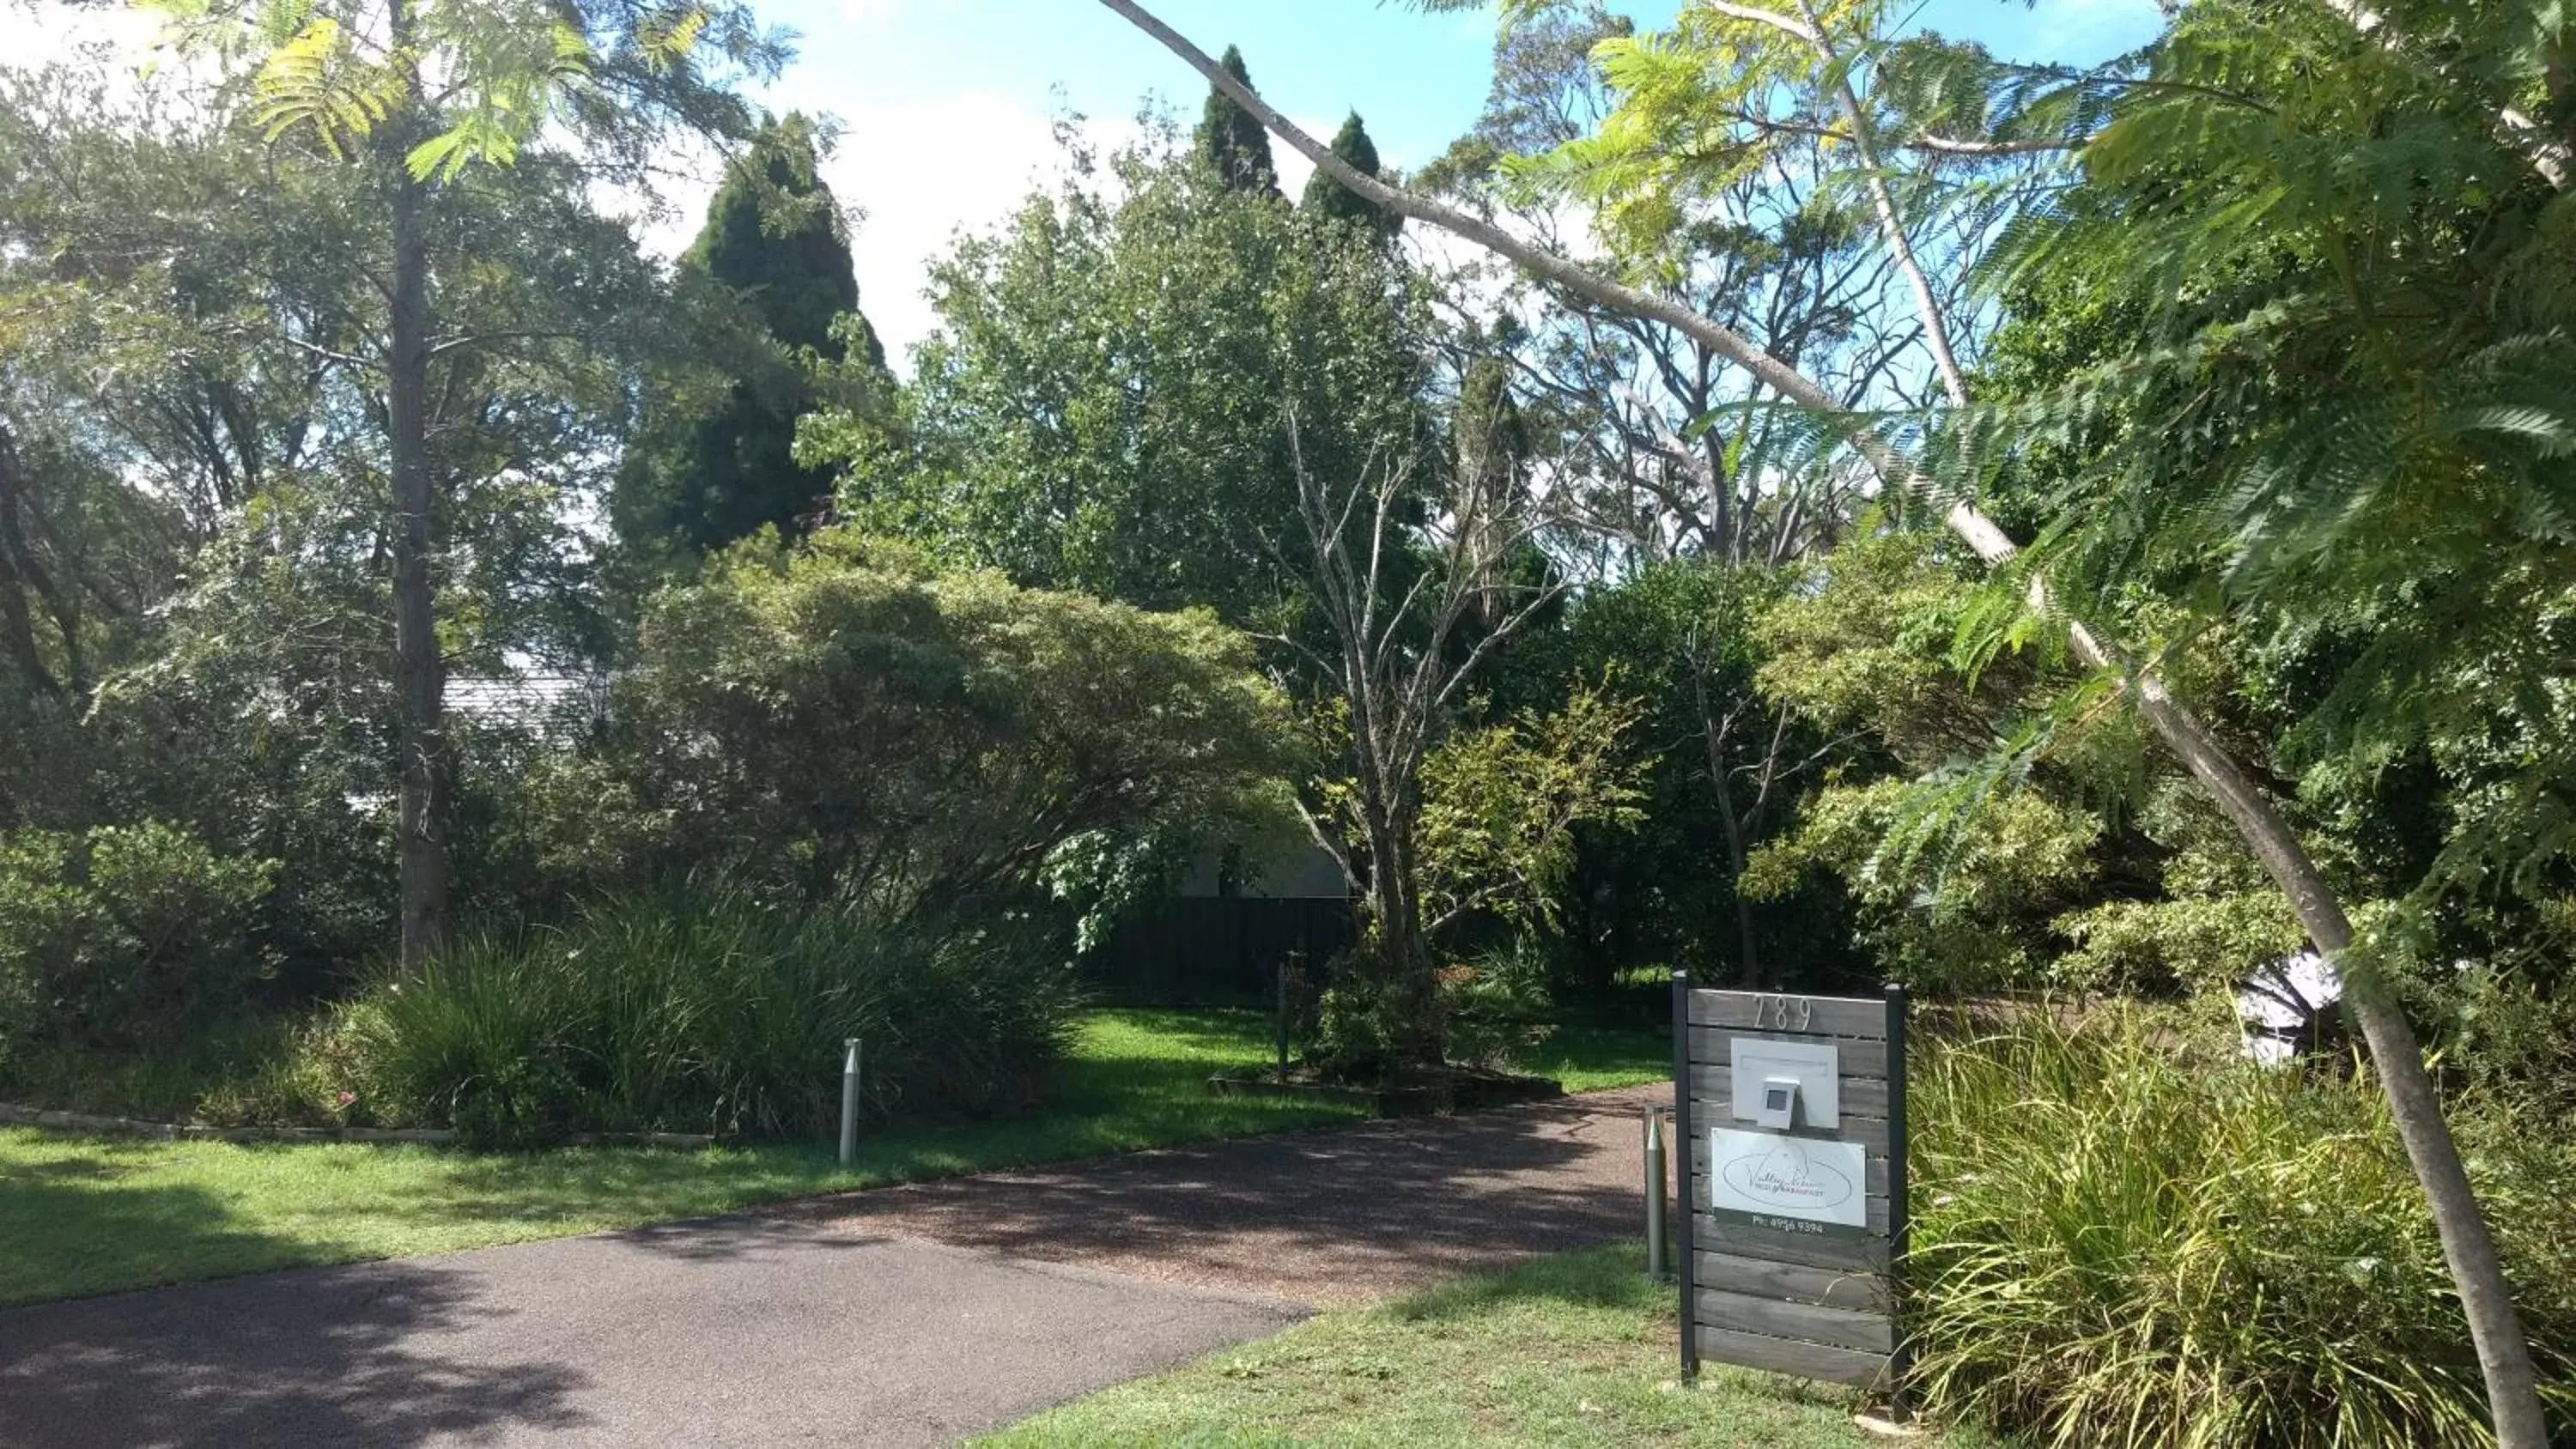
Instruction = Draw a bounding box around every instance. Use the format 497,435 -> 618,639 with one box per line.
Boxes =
1205,1065 -> 1563,1116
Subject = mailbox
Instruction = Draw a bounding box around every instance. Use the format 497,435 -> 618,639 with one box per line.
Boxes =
1729,1037 -> 1839,1130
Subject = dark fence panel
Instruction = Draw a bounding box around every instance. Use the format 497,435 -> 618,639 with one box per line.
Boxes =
1080,897 -> 1358,1007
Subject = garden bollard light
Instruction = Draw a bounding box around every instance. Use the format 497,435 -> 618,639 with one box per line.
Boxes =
838,1038 -> 861,1167
1643,1103 -> 1668,1281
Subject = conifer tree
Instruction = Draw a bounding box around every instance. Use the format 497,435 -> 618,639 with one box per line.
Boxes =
617,118 -> 883,562
1194,45 -> 1280,197
1302,112 -> 1398,243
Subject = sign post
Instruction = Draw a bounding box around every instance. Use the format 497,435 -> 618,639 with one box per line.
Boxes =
1670,974 -> 1908,1399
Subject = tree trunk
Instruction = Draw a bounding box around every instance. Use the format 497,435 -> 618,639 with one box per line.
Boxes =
1695,698 -> 1762,986
1362,801 -> 1439,1065
385,0 -> 447,972
0,426 -> 64,701
1092,5 -> 2550,1439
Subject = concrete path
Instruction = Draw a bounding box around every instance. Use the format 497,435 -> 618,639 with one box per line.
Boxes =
0,1085 -> 1660,1447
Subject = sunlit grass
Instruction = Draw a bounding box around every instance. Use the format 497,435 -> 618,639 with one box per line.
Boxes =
1522,1023 -> 1670,1093
0,1009 -> 1357,1306
975,1245 -> 1993,1449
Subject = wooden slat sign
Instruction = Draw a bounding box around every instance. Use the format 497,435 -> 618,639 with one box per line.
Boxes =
1669,979 -> 1908,1394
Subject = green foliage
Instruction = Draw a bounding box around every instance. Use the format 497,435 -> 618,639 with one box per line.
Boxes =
1746,531 -> 2310,998
1912,1006 -> 2576,1447
1194,44 -> 1280,198
331,888 -> 1083,1146
1959,0 -> 2576,945
808,119 -> 1429,625
0,822 -> 276,1065
1510,560 -> 1866,990
1412,681 -> 1644,939
1307,936 -> 1563,1085
1435,937 -> 1558,1074
595,529 -> 1298,910
614,117 -> 887,565
1745,778 -> 2098,994
1756,532 -> 2040,773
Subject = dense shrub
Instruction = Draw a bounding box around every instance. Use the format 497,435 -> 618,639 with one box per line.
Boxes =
1910,1007 -> 2576,1448
1306,937 -> 1559,1082
589,531 -> 1298,911
0,822 -> 276,1068
331,889 -> 1083,1147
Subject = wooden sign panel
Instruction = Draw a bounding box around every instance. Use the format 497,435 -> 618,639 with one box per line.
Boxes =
1670,979 -> 1908,1392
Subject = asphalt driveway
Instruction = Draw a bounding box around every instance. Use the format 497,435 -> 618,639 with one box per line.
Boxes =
0,1220 -> 1297,1448
0,1085 -> 1659,1446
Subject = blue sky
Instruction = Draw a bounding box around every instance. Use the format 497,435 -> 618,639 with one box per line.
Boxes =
742,0 -> 2165,355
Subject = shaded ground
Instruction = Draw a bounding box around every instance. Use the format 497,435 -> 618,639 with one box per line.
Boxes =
784,1083 -> 1666,1308
0,1220 -> 1297,1448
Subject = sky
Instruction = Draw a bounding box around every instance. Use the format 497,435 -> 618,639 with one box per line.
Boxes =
743,0 -> 2166,357
18,0 -> 2167,357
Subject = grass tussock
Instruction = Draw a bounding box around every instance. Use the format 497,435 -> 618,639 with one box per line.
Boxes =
332,888 -> 1083,1145
1910,1006 -> 2576,1449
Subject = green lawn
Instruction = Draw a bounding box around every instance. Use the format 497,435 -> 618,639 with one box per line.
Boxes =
976,1246 -> 1990,1449
1526,1022 -> 1671,1092
0,1009 -> 1667,1307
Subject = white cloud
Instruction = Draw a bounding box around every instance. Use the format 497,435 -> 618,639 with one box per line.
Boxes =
791,99 -> 1335,367
807,89 -> 1089,362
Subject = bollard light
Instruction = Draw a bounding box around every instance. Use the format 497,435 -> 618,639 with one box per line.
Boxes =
838,1037 -> 861,1167
1643,1103 -> 1669,1282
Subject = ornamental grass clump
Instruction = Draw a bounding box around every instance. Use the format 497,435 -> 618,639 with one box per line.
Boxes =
1908,1006 -> 2575,1449
332,888 -> 1082,1147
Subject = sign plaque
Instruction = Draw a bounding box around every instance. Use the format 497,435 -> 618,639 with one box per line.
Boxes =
1708,1127 -> 1869,1231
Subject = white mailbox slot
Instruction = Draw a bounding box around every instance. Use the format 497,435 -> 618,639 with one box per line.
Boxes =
1753,1076 -> 1799,1129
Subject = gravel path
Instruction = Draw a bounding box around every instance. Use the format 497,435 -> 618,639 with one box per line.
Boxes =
781,1083 -> 1666,1308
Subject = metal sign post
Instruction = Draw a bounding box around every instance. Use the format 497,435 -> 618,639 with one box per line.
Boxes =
1670,974 -> 1908,1401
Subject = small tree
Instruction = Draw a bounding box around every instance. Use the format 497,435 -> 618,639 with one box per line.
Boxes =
1281,412 -> 1613,1070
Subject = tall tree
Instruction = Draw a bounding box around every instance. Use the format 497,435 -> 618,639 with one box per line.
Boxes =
1194,44 -> 1280,198
147,0 -> 781,968
1302,112 -> 1398,242
616,117 -> 884,564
